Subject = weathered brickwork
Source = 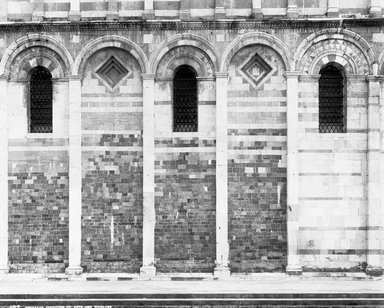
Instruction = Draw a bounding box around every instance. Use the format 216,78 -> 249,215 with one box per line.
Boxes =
8,147 -> 69,273
82,144 -> 143,273
227,45 -> 288,272
154,138 -> 216,273
80,47 -> 143,273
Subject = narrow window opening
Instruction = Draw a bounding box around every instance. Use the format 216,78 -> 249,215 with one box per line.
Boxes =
29,66 -> 53,133
319,65 -> 345,133
173,65 -> 198,132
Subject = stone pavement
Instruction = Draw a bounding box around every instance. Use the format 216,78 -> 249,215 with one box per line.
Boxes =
0,274 -> 383,307
0,273 -> 383,294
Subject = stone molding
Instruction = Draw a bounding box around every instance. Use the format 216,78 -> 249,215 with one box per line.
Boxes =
1,19 -> 383,33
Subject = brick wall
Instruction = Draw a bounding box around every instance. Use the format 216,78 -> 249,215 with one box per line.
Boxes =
227,45 -> 288,272
8,145 -> 69,273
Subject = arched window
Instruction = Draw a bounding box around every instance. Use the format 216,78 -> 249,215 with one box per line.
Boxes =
29,66 -> 53,133
173,65 -> 198,132
319,65 -> 345,133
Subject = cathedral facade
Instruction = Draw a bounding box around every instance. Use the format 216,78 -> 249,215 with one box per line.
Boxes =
0,0 -> 383,277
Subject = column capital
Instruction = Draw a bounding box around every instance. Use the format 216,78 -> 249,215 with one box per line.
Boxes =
346,75 -> 367,82
141,73 -> 156,80
366,75 -> 382,83
299,74 -> 320,82
67,75 -> 83,80
285,71 -> 301,79
215,72 -> 229,79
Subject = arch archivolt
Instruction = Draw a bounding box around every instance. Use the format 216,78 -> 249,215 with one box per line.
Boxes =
149,33 -> 220,75
156,45 -> 215,79
308,50 -> 356,75
74,35 -> 149,75
10,48 -> 65,81
220,31 -> 293,72
0,34 -> 73,79
295,29 -> 374,75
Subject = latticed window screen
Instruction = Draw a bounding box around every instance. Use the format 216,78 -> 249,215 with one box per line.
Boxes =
29,66 -> 53,133
173,65 -> 198,132
319,65 -> 345,133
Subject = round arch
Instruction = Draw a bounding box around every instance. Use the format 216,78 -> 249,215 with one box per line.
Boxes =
220,31 -> 293,72
149,33 -> 220,75
294,28 -> 375,75
74,35 -> 149,75
156,46 -> 215,79
0,34 -> 73,79
12,51 -> 65,81
308,50 -> 356,75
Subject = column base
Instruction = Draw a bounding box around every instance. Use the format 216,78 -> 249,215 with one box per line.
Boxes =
365,265 -> 383,277
69,11 -> 81,21
369,7 -> 382,18
327,9 -> 339,18
214,266 -> 230,279
65,266 -> 83,275
106,11 -> 119,20
286,264 -> 302,275
0,266 -> 9,275
142,9 -> 155,20
140,266 -> 156,278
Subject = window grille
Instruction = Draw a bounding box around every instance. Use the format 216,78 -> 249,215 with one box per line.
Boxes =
29,66 -> 53,133
319,65 -> 345,133
173,65 -> 198,132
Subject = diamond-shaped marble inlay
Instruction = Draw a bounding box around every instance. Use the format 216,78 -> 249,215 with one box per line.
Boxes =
96,56 -> 129,90
237,53 -> 277,90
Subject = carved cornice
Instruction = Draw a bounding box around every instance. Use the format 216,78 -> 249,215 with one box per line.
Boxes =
0,18 -> 383,32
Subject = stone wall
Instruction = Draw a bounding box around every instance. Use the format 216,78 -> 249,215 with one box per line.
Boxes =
227,45 -> 288,272
1,20 -> 384,274
298,75 -> 368,271
80,47 -> 143,273
153,62 -> 217,272
3,0 -> 382,21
